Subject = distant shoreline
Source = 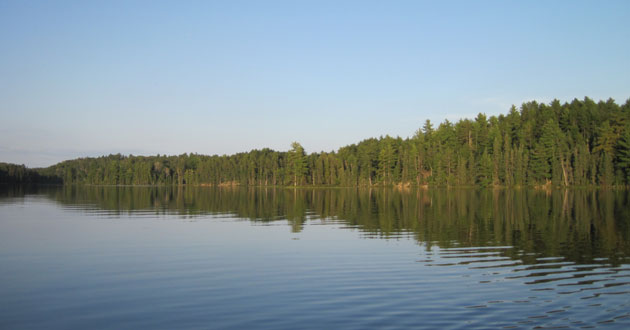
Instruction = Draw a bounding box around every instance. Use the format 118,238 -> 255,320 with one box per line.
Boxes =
2,97 -> 630,188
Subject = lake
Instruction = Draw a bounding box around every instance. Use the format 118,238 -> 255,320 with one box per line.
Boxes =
1,185 -> 629,329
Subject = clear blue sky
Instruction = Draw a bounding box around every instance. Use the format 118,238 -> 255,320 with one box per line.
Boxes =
1,0 -> 629,167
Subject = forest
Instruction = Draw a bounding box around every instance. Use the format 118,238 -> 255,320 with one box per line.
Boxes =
3,97 -> 630,187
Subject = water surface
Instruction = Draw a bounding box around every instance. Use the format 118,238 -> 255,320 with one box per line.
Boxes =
1,186 -> 629,329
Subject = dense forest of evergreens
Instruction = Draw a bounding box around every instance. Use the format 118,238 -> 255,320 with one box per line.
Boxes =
0,163 -> 61,184
3,97 -> 630,187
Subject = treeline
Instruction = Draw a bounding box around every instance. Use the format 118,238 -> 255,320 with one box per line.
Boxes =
3,97 -> 630,187
0,163 -> 61,184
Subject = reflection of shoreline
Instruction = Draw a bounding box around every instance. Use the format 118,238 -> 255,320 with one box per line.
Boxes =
1,185 -> 629,266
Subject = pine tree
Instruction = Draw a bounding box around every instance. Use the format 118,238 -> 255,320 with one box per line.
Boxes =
10,96 -> 629,188
616,127 -> 630,184
378,138 -> 396,185
598,152 -> 614,186
476,150 -> 493,187
288,142 -> 307,186
530,143 -> 550,184
594,121 -> 618,154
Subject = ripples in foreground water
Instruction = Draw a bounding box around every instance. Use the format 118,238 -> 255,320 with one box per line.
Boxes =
0,186 -> 629,329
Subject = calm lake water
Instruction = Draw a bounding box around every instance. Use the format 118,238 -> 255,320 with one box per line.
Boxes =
1,186 -> 629,329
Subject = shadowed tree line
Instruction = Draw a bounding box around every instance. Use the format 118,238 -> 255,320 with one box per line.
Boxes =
3,97 -> 630,187
0,163 -> 62,184
2,185 -> 629,266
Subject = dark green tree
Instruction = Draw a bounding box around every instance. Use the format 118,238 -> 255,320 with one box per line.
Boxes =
288,142 -> 307,186
615,126 -> 630,184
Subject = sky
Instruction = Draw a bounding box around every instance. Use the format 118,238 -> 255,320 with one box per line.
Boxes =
1,0 -> 629,167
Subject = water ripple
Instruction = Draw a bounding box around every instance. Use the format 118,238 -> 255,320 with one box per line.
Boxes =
413,245 -> 630,329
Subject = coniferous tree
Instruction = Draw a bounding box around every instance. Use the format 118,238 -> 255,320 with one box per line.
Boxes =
615,126 -> 630,184
288,142 -> 307,186
378,137 -> 396,185
6,97 -> 629,188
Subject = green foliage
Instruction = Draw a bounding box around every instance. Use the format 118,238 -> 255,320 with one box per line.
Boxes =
288,142 -> 307,186
616,126 -> 630,183
4,97 -> 630,187
476,150 -> 493,187
378,137 -> 396,184
594,121 -> 618,154
0,163 -> 61,184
